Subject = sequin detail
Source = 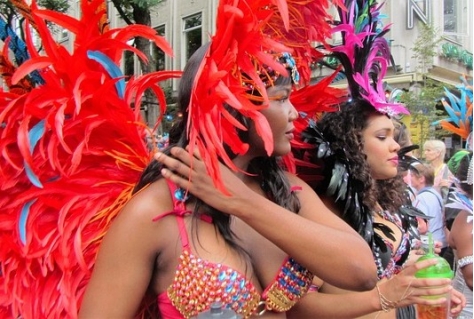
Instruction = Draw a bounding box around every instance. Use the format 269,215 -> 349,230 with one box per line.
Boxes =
174,188 -> 189,202
262,258 -> 313,312
167,250 -> 260,319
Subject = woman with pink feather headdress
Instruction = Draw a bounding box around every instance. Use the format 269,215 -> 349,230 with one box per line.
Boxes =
281,0 -> 467,318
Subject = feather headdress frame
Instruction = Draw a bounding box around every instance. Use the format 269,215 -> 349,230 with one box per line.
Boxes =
185,0 -> 343,192
432,75 -> 473,144
328,0 -> 409,117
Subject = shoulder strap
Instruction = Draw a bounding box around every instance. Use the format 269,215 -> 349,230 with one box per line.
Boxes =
441,164 -> 449,179
418,189 -> 443,210
151,180 -> 190,249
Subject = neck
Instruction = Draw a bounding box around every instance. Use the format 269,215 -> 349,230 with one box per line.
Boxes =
430,157 -> 443,167
232,155 -> 252,180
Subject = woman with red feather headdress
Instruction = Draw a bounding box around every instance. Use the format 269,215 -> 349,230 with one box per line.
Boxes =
154,0 -> 469,318
1,0 -> 378,318
80,0 -> 381,317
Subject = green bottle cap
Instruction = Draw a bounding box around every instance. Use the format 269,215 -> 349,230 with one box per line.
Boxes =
415,233 -> 453,279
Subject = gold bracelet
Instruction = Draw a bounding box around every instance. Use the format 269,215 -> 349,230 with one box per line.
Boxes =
375,284 -> 398,312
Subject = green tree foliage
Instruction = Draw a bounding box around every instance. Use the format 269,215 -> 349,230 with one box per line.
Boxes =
399,22 -> 453,148
411,22 -> 442,74
400,80 -> 454,146
111,0 -> 164,74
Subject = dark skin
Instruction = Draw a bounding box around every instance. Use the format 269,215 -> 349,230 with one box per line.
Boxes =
449,210 -> 473,290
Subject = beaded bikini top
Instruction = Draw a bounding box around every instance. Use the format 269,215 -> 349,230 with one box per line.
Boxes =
154,181 -> 313,319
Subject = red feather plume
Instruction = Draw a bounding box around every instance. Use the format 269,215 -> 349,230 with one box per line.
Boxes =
187,0 -> 344,192
0,1 -> 180,318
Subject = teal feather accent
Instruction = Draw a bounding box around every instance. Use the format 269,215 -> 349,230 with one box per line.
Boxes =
87,50 -> 126,99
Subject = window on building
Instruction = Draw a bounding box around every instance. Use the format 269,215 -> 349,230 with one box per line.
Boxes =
152,25 -> 166,71
443,0 -> 468,40
183,13 -> 202,61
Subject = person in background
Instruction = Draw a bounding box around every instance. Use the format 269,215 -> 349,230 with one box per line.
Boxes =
448,150 -> 473,319
441,150 -> 471,269
423,139 -> 454,201
410,163 -> 448,255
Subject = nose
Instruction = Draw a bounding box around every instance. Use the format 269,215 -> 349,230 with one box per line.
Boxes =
289,101 -> 298,121
391,139 -> 400,153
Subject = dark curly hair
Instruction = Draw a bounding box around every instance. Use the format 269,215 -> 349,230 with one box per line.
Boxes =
316,99 -> 406,216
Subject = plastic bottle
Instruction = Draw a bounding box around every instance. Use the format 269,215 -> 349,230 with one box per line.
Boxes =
415,232 -> 453,319
193,302 -> 243,319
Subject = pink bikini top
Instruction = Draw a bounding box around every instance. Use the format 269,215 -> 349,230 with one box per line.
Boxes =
154,181 -> 313,319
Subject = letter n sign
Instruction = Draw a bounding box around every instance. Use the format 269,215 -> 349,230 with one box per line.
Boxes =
407,0 -> 431,29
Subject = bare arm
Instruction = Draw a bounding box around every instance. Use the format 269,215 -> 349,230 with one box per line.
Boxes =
449,210 -> 473,290
287,259 -> 451,319
154,148 -> 377,291
78,184 -> 167,318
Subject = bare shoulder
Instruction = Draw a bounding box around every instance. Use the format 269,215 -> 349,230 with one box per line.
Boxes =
103,178 -> 177,249
121,179 -> 175,220
451,210 -> 473,241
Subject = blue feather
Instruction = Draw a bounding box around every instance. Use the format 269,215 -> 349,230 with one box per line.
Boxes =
441,99 -> 460,123
0,17 -> 29,65
28,120 -> 45,153
23,120 -> 45,188
24,164 -> 43,188
19,199 -> 36,245
87,50 -> 126,99
0,17 -> 44,85
0,18 -> 44,84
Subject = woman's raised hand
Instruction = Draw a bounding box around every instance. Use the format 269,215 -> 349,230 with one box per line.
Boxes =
154,147 -> 257,216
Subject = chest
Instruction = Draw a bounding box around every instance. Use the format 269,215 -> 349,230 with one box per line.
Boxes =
373,212 -> 411,278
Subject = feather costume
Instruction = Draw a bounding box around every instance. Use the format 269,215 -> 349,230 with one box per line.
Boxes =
0,1 -> 180,318
432,75 -> 473,146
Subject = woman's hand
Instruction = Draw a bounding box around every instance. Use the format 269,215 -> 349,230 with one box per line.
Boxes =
449,288 -> 466,317
154,147 -> 257,216
377,258 -> 452,309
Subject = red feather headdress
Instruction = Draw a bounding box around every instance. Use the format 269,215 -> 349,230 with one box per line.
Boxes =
186,0 -> 343,191
0,0 -> 180,318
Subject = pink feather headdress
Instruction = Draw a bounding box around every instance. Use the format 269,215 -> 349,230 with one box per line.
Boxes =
327,0 -> 410,117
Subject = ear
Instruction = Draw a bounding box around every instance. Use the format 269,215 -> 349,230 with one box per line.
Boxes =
420,175 -> 427,184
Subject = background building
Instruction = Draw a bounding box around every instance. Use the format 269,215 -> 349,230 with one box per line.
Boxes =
2,0 -> 472,152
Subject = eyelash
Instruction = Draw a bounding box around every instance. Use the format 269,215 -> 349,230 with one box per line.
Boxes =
278,96 -> 289,103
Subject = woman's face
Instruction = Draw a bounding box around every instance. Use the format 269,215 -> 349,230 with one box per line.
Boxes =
423,146 -> 440,162
247,83 -> 298,157
362,114 -> 401,180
